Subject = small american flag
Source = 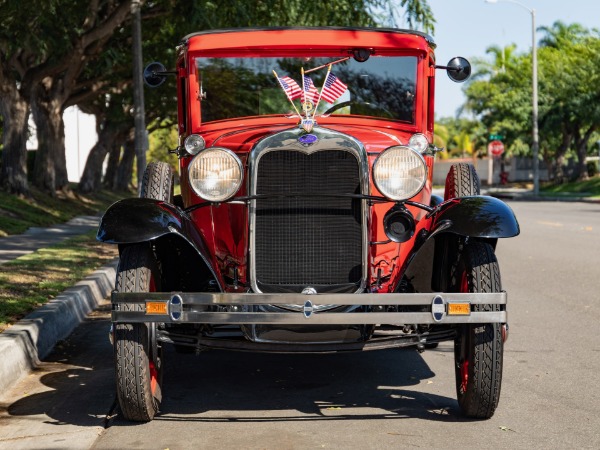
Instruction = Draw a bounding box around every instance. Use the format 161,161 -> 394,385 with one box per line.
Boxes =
320,72 -> 347,104
302,75 -> 320,104
277,76 -> 302,101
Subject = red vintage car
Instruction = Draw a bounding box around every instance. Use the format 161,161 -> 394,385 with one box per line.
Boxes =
98,27 -> 519,422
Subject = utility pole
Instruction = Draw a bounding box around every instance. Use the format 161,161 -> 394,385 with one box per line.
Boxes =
132,0 -> 147,193
531,7 -> 539,196
485,0 -> 539,195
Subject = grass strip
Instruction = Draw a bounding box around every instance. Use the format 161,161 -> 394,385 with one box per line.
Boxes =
0,187 -> 127,237
541,177 -> 600,198
0,231 -> 118,332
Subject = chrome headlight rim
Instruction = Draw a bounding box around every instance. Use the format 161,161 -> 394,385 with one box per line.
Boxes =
184,134 -> 206,156
188,147 -> 243,202
408,133 -> 430,154
372,145 -> 428,201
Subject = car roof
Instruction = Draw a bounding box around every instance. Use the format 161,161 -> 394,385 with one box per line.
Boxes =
181,27 -> 436,54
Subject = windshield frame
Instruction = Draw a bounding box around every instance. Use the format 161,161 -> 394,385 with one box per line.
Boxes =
191,50 -> 424,126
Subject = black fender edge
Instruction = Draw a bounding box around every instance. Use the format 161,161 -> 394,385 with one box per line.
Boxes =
400,195 -> 519,293
429,195 -> 520,239
97,198 -> 222,291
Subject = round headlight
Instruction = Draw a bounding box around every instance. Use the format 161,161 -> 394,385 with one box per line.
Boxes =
408,133 -> 429,154
184,134 -> 206,155
373,146 -> 427,201
188,147 -> 243,202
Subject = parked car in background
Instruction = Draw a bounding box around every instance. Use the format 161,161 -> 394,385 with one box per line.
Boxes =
98,27 -> 519,422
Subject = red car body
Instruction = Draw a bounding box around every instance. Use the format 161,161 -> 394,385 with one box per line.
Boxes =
178,29 -> 433,294
98,27 -> 519,422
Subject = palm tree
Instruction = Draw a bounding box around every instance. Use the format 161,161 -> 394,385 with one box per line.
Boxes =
471,44 -> 519,79
538,21 -> 589,48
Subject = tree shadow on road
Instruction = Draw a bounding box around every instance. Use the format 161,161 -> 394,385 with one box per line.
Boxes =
3,317 -> 468,428
114,345 -> 466,425
2,315 -> 115,428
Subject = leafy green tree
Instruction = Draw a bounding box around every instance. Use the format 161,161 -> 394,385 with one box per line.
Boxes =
463,22 -> 600,182
0,0 -> 50,194
538,21 -> 590,48
0,0 -> 139,194
470,44 -> 519,79
1,0 -> 434,195
436,117 -> 487,159
78,0 -> 436,192
538,23 -> 600,180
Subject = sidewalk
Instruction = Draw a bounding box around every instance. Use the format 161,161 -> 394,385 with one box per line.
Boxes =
0,215 -> 102,265
0,216 -> 117,395
434,185 -> 600,203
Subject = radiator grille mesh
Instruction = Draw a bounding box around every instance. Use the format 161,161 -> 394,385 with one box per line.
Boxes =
254,149 -> 363,292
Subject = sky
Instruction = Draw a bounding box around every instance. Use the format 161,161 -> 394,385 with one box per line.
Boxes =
420,0 -> 600,118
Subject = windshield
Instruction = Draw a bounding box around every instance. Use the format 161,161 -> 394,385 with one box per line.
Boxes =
195,56 -> 417,123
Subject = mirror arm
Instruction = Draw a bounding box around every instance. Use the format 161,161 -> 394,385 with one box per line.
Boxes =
434,65 -> 459,71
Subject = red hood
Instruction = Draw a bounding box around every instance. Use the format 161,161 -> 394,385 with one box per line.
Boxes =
199,121 -> 412,154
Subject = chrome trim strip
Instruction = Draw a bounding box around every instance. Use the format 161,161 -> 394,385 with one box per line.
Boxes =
114,291 -> 507,305
247,126 -> 370,294
115,310 -> 506,325
112,291 -> 507,324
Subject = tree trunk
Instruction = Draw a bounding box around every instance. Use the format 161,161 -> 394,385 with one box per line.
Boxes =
31,91 -> 69,193
0,88 -> 30,195
552,131 -> 572,183
574,126 -> 596,181
114,138 -> 136,191
103,141 -> 122,189
79,121 -> 129,193
78,138 -> 108,193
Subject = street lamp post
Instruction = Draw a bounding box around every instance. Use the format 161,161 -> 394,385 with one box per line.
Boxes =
132,0 -> 147,194
485,0 -> 539,196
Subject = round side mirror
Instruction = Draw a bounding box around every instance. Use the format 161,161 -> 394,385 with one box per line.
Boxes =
143,62 -> 167,88
446,57 -> 471,83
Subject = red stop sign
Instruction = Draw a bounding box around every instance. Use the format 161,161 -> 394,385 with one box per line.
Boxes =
488,139 -> 504,157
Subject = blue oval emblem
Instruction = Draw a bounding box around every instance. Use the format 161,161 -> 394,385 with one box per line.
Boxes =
298,134 -> 318,145
303,300 -> 314,318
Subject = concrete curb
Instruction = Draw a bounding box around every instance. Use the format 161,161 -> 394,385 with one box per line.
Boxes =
0,260 -> 117,395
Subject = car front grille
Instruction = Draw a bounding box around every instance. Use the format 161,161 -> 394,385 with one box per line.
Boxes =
253,149 -> 363,293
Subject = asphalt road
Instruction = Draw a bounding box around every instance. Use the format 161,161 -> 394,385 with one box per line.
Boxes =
1,200 -> 599,449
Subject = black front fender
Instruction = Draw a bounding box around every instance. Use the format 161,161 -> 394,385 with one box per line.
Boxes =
97,198 -> 188,244
402,196 -> 519,293
429,195 -> 520,239
97,198 -> 222,290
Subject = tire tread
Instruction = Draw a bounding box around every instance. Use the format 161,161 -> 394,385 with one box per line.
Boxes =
455,241 -> 503,419
114,245 -> 161,422
445,163 -> 481,200
141,161 -> 173,203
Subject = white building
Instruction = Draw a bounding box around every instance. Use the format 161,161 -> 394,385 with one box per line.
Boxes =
26,106 -> 98,183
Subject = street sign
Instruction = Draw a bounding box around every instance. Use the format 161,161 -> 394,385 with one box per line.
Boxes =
488,139 -> 504,157
489,134 -> 504,141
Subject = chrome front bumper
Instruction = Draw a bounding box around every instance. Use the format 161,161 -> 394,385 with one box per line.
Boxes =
111,292 -> 507,325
